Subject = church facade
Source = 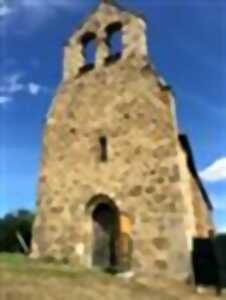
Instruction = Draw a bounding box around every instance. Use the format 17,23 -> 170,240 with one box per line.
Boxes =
31,0 -> 214,280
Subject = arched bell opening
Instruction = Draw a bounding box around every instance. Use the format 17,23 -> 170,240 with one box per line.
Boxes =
105,22 -> 123,65
80,31 -> 97,73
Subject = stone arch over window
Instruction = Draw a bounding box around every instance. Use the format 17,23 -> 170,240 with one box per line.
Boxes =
105,22 -> 123,64
80,32 -> 97,72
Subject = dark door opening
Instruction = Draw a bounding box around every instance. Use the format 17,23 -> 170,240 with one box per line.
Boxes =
92,202 -> 119,270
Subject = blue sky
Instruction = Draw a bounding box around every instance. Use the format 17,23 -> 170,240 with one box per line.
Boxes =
0,0 -> 226,231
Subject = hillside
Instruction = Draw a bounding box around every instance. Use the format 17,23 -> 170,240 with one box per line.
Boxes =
0,254 -> 223,300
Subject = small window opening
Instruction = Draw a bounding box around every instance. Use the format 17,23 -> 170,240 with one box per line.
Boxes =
105,22 -> 123,65
80,32 -> 97,73
99,136 -> 108,162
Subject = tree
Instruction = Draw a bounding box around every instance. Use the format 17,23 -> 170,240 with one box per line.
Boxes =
0,210 -> 34,253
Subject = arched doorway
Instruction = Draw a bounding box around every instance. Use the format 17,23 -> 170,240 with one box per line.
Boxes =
89,196 -> 119,270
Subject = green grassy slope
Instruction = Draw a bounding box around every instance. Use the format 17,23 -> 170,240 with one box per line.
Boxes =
0,254 -> 223,300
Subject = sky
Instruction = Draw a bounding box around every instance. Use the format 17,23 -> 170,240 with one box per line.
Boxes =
0,0 -> 226,231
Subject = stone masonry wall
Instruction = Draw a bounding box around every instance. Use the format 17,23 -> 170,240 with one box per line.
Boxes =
31,1 -> 208,281
63,2 -> 147,80
190,177 -> 214,238
176,142 -> 197,251
32,60 -> 190,280
176,140 -> 214,251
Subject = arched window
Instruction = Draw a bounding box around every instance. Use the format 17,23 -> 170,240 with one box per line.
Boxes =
105,22 -> 123,64
80,32 -> 97,72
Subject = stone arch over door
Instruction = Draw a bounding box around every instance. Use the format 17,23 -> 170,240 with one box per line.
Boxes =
87,195 -> 120,271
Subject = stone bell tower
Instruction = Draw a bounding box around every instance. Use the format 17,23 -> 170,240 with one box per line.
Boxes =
31,0 -> 197,280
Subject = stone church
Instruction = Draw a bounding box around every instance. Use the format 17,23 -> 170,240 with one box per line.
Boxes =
31,0 -> 214,280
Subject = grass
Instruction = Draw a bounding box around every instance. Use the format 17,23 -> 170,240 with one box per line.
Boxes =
0,252 -> 124,288
0,252 -> 157,300
0,253 -> 223,300
0,252 -> 25,266
0,252 -> 95,279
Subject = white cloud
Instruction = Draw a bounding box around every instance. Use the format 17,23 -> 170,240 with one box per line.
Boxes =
200,158 -> 226,182
0,4 -> 12,17
27,82 -> 41,95
0,0 -> 94,34
0,73 -> 23,94
0,95 -> 12,104
0,72 -> 47,104
0,73 -> 24,94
